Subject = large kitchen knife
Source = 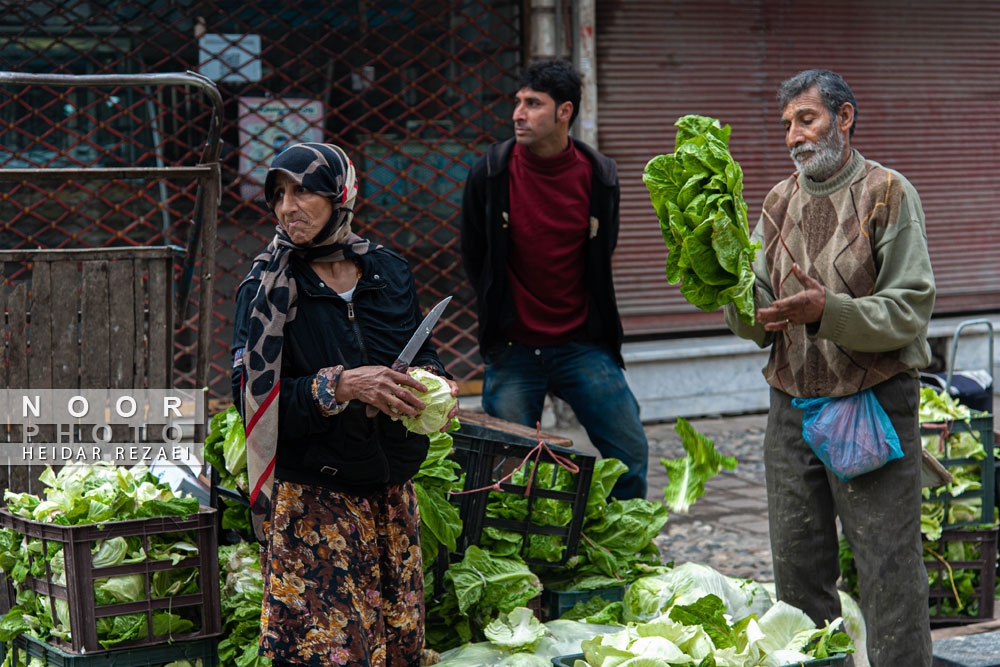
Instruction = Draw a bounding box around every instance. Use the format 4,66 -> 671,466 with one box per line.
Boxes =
364,296 -> 451,418
391,295 -> 452,372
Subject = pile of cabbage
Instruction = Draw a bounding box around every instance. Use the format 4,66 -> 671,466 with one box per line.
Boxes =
433,563 -> 856,667
0,464 -> 203,649
419,418 -> 738,652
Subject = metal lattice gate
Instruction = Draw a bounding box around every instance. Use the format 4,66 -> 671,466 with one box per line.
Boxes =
0,1 -> 521,400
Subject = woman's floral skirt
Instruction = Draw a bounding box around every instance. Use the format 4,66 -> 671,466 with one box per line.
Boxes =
260,479 -> 424,666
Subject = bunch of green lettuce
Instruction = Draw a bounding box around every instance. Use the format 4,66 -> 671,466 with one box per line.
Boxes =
579,594 -> 851,667
643,115 -> 760,323
4,463 -> 198,525
483,607 -> 547,652
203,406 -> 252,535
217,542 -> 271,667
398,368 -> 458,435
435,617 -> 620,667
622,563 -> 771,626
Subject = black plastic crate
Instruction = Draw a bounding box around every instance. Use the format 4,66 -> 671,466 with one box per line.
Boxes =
448,422 -> 595,568
542,586 -> 625,621
920,415 -> 995,529
3,633 -> 217,666
550,654 -> 847,667
0,507 -> 221,654
926,527 -> 998,626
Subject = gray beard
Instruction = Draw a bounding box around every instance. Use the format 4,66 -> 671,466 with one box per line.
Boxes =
790,126 -> 846,181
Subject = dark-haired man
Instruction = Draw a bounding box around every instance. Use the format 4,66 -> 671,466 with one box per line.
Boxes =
726,69 -> 935,666
460,59 -> 648,499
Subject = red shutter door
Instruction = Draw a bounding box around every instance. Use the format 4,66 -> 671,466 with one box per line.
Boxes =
597,0 -> 1000,335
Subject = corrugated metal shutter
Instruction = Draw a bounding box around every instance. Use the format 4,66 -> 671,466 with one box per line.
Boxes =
597,0 -> 1000,335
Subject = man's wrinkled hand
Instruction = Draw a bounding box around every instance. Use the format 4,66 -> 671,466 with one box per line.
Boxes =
756,263 -> 825,332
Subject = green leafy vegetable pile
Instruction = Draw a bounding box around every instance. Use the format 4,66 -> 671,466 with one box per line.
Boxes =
203,407 -> 754,659
204,406 -> 252,536
643,115 -> 760,323
917,387 -> 994,538
217,543 -> 270,667
579,592 -> 851,667
421,420 -> 743,653
0,464 -> 203,649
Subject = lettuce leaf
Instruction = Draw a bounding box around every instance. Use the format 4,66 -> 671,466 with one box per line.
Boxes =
662,418 -> 737,513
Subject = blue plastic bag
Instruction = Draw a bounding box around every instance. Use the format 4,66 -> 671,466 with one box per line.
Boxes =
791,389 -> 903,481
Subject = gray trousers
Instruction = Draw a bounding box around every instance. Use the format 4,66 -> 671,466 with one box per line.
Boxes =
765,373 -> 931,667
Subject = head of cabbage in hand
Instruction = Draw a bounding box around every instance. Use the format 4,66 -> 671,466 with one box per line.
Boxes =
396,368 -> 457,434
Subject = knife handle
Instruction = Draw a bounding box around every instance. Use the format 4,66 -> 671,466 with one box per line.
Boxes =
390,359 -> 408,373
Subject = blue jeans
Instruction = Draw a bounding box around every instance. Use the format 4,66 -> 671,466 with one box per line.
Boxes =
482,341 -> 649,499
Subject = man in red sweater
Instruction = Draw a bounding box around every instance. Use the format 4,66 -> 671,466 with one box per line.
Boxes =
461,60 -> 648,499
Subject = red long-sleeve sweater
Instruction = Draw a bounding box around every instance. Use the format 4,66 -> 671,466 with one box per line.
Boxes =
506,140 -> 592,346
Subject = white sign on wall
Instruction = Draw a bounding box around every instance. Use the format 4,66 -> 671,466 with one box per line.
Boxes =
237,96 -> 325,200
198,33 -> 262,83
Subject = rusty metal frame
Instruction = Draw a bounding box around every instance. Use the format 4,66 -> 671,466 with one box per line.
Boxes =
0,72 -> 220,435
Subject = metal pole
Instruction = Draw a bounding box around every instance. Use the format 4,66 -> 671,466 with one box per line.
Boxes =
530,0 -> 557,59
573,0 -> 599,149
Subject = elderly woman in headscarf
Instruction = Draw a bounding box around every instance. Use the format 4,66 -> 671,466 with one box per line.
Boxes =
230,143 -> 458,667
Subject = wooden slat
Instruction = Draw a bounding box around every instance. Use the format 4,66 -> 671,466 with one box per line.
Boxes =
81,261 -> 110,388
133,259 -> 147,388
1,261 -> 6,390
456,410 -> 573,449
8,284 -> 27,390
108,260 -> 135,390
147,258 -> 169,388
50,261 -> 79,389
28,261 -> 53,389
6,283 -> 31,493
0,246 -> 177,263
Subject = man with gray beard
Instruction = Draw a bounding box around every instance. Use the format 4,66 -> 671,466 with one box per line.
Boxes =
725,70 -> 935,666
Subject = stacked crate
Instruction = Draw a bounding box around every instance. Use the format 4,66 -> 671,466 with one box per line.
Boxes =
919,415 -> 997,625
0,507 -> 221,664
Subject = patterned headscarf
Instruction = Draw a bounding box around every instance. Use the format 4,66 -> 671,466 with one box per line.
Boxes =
241,143 -> 379,540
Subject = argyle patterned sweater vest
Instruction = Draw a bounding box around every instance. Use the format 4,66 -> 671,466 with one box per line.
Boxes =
761,152 -> 911,397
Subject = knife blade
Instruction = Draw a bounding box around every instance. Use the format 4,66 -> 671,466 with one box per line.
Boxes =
390,295 -> 452,373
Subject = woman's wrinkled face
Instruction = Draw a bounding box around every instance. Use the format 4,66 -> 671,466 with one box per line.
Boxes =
272,171 -> 334,245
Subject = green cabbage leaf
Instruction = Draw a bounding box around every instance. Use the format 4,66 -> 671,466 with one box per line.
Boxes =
483,607 -> 547,652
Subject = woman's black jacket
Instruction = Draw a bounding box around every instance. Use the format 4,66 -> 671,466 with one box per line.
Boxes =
231,247 -> 446,496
